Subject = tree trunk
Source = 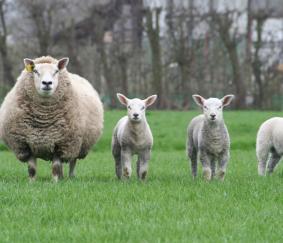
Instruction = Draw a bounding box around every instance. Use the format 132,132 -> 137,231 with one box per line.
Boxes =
145,8 -> 164,109
0,0 -> 14,87
252,18 -> 265,108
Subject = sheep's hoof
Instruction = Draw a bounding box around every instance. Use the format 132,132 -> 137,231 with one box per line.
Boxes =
123,168 -> 130,178
141,171 -> 147,180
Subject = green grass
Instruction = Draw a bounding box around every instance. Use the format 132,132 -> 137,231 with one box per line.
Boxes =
1,110 -> 283,242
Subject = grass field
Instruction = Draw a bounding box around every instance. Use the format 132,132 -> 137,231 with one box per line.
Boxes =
1,110 -> 283,242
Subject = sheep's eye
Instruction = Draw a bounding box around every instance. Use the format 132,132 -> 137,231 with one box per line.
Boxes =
54,69 -> 59,75
141,106 -> 145,110
127,106 -> 131,110
33,69 -> 40,76
218,106 -> 222,109
204,106 -> 208,109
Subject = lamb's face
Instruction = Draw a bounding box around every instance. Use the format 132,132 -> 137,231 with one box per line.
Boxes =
24,58 -> 69,97
202,98 -> 223,122
126,98 -> 146,122
116,93 -> 158,123
192,94 -> 234,123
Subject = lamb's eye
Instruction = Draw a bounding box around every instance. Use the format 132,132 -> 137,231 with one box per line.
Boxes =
33,69 -> 40,76
54,69 -> 59,75
204,106 -> 208,109
141,106 -> 145,110
127,106 -> 131,110
218,106 -> 222,109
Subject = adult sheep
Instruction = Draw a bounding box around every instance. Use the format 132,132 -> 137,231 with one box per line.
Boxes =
0,56 -> 103,181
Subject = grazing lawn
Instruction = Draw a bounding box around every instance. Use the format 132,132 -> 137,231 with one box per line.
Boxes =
0,110 -> 283,242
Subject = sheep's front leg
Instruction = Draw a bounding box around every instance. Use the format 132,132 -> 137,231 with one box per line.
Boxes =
137,149 -> 151,180
218,151 -> 229,181
200,150 -> 212,181
69,159 -> 76,178
28,156 -> 37,182
52,156 -> 63,182
121,148 -> 132,178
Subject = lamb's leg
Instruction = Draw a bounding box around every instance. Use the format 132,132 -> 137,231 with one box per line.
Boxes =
28,156 -> 37,182
211,159 -> 216,179
256,145 -> 270,176
188,145 -> 198,178
218,152 -> 229,181
52,156 -> 63,182
200,150 -> 212,181
267,151 -> 281,174
121,148 -> 132,178
112,142 -> 122,179
137,149 -> 151,180
69,159 -> 76,178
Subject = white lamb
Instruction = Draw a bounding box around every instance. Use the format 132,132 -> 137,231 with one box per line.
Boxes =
111,93 -> 157,180
256,117 -> 283,176
187,94 -> 234,181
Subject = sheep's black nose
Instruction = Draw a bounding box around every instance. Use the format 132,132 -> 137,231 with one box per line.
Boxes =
210,114 -> 216,119
133,113 -> 139,118
42,81 -> 52,86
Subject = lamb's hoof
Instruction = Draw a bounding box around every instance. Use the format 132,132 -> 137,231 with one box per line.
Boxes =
218,171 -> 225,181
53,175 -> 59,183
29,177 -> 36,183
203,170 -> 212,181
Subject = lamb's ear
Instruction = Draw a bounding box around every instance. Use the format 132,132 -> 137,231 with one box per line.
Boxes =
24,58 -> 35,72
58,57 -> 69,70
221,94 -> 234,107
144,95 -> 157,107
192,94 -> 205,107
117,93 -> 129,106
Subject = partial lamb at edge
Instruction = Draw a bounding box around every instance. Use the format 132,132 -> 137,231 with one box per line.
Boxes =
187,94 -> 234,181
112,93 -> 157,180
256,117 -> 283,176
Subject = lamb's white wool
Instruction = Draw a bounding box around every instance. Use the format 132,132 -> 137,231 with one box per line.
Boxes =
112,93 -> 157,180
187,94 -> 234,181
256,117 -> 283,176
0,56 -> 103,182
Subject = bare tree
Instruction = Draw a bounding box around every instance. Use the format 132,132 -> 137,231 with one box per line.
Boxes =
145,7 -> 165,108
210,10 -> 246,108
0,0 -> 14,87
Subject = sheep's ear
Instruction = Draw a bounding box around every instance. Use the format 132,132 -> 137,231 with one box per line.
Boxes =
24,58 -> 35,72
144,95 -> 157,107
58,57 -> 69,70
192,94 -> 205,107
117,93 -> 129,106
222,95 -> 234,107
277,63 -> 283,72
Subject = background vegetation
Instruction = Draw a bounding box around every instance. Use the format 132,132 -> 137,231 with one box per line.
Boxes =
0,0 -> 283,109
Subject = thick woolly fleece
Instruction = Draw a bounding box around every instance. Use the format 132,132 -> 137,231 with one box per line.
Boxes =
0,56 -> 103,162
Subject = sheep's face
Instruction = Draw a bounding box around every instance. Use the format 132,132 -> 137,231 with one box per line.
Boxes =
117,93 -> 157,123
192,94 -> 234,123
24,58 -> 69,97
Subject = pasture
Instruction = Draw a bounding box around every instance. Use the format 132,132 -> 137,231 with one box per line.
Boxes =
0,110 -> 283,242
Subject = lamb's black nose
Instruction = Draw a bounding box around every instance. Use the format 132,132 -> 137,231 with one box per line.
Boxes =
133,113 -> 139,118
210,114 -> 216,119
